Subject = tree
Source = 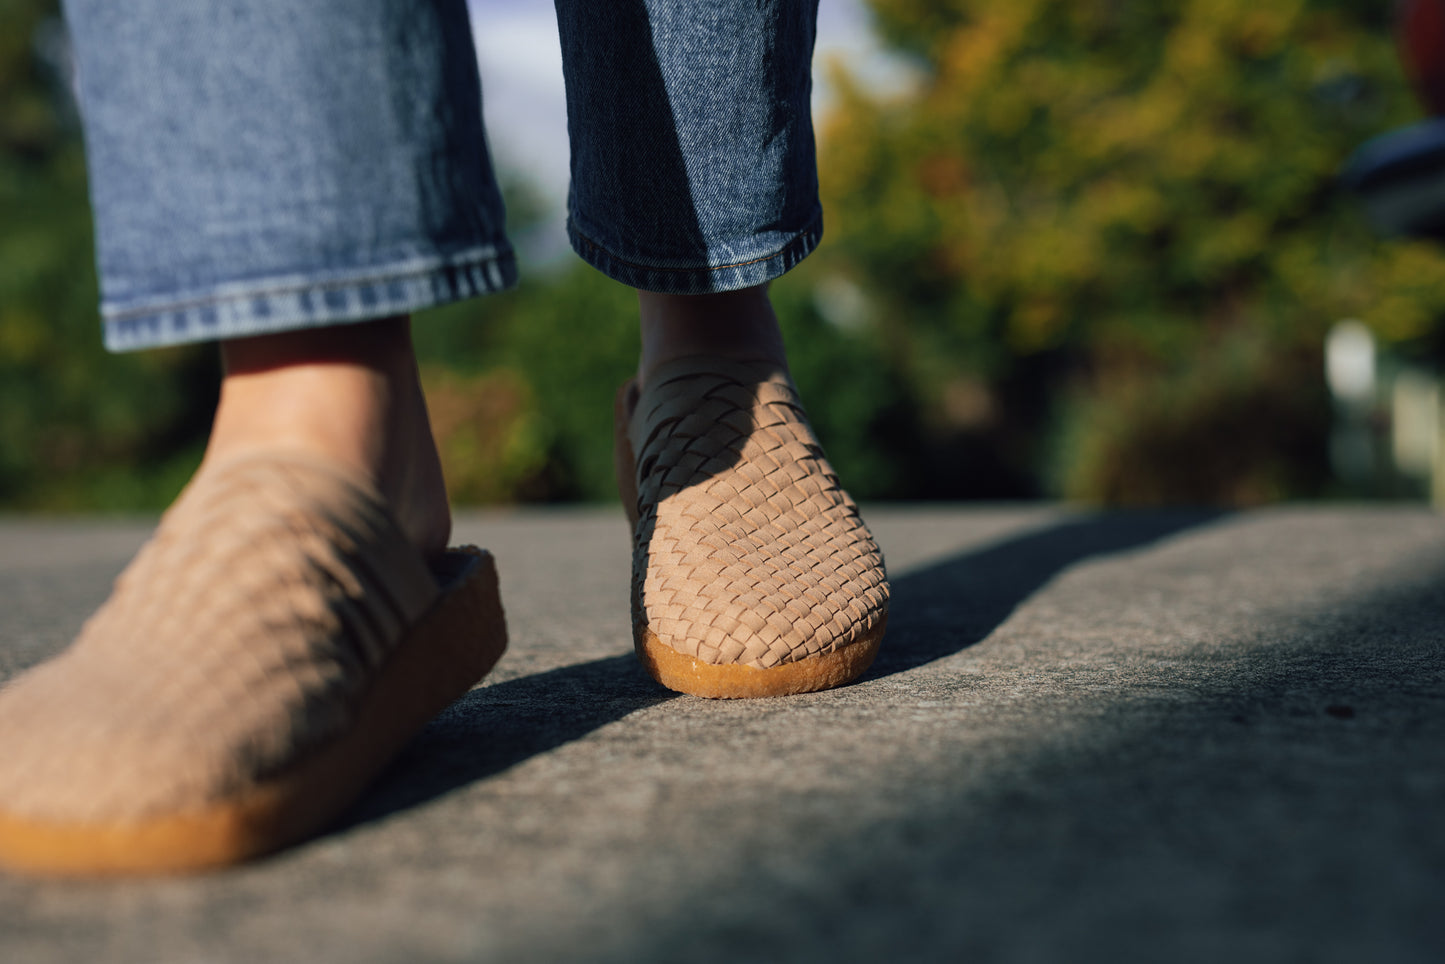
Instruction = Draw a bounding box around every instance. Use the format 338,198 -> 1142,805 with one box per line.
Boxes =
813,0 -> 1445,502
0,0 -> 216,509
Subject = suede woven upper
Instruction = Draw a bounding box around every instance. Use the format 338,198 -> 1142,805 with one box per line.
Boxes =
625,358 -> 889,670
0,454 -> 439,824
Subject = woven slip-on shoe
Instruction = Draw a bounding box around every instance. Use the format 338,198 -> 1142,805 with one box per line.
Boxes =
615,356 -> 889,698
0,452 -> 506,876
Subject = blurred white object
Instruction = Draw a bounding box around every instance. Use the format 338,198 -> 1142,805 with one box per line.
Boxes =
1325,320 -> 1377,486
813,275 -> 869,331
1325,319 -> 1376,406
1391,369 -> 1439,480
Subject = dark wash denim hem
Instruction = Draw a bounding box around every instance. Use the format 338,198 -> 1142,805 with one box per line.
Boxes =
102,248 -> 518,353
568,209 -> 823,295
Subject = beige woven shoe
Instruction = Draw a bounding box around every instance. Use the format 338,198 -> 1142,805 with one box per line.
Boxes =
0,452 -> 506,876
615,357 -> 889,698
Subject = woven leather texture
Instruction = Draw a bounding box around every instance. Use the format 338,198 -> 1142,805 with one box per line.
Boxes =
625,358 -> 889,670
0,455 -> 440,823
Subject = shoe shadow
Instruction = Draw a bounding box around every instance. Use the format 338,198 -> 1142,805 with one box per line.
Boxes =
337,654 -> 676,831
867,509 -> 1229,678
340,509 -> 1225,832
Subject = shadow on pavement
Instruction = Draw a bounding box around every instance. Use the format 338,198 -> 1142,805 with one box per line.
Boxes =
339,652 -> 674,830
870,509 -> 1228,678
605,552 -> 1445,964
342,509 -> 1225,832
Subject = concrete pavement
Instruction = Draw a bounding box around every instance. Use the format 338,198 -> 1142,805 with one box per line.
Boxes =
0,506 -> 1442,963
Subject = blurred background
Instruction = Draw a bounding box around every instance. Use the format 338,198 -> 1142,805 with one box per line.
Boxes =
2,0 -> 1443,511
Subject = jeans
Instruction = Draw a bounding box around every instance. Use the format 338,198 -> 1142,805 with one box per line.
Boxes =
62,0 -> 823,352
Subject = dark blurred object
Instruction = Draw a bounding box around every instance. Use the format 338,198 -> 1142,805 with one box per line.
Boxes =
30,16 -> 78,134
1057,333 -> 1332,506
1341,120 -> 1445,238
1398,0 -> 1445,115
1342,1 -> 1445,238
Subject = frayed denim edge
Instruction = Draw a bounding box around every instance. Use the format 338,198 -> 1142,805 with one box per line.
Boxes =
566,212 -> 823,295
102,248 -> 519,353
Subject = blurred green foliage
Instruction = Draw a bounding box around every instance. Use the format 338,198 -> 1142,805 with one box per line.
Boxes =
0,0 -> 215,510
813,0 -> 1445,502
414,264 -> 642,503
1,0 -> 1442,509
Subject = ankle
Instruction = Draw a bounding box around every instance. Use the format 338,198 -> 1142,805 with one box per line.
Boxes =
211,319 -> 407,472
636,285 -> 789,389
205,318 -> 451,556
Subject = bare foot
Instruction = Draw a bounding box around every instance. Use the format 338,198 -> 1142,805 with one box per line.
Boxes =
203,316 -> 451,558
636,284 -> 789,389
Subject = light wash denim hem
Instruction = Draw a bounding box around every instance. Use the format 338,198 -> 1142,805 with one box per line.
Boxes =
567,210 -> 823,295
102,246 -> 517,353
